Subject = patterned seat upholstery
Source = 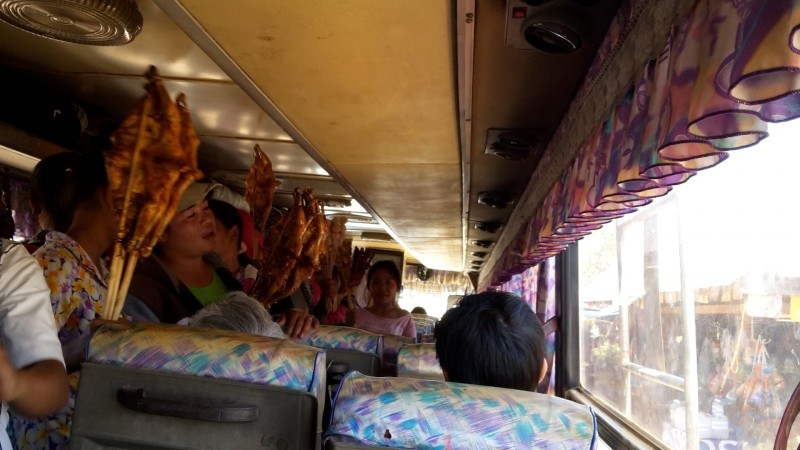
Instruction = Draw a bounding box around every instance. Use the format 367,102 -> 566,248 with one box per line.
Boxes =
89,322 -> 326,398
326,372 -> 597,449
74,322 -> 327,449
411,314 -> 437,342
294,325 -> 384,376
396,343 -> 444,380
381,334 -> 415,376
294,325 -> 384,355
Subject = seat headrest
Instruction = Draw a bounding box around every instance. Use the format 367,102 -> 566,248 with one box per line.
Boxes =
396,343 -> 443,378
88,323 -> 325,395
410,315 -> 436,334
294,325 -> 384,356
327,372 -> 597,449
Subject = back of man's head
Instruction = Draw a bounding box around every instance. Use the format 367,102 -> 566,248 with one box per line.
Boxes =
434,291 -> 546,391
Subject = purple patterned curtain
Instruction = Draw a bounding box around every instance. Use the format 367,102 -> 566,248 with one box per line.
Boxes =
497,256 -> 555,320
487,0 -> 800,287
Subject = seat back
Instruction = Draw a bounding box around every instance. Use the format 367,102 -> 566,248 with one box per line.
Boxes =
325,372 -> 597,449
71,323 -> 326,450
381,334 -> 415,376
294,325 -> 384,376
410,314 -> 437,343
396,343 -> 444,380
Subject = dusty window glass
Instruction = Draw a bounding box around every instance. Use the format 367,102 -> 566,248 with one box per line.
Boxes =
579,122 -> 800,449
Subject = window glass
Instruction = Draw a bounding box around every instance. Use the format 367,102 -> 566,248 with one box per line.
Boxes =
579,121 -> 800,449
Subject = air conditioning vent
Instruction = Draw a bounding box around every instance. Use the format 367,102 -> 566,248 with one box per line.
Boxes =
473,221 -> 504,234
485,129 -> 543,161
523,20 -> 582,53
0,0 -> 143,46
504,0 -> 589,52
477,191 -> 517,209
472,239 -> 494,248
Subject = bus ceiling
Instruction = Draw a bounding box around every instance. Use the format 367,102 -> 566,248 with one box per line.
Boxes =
0,0 -> 619,273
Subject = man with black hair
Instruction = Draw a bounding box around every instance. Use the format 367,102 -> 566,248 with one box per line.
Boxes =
434,291 -> 547,391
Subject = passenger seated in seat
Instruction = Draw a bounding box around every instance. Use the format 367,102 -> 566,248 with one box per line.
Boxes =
434,291 -> 547,391
190,291 -> 286,339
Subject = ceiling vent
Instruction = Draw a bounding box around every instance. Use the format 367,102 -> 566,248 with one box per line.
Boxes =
505,0 -> 589,52
485,129 -> 543,161
470,260 -> 484,265
473,221 -> 504,234
0,0 -> 143,46
477,191 -> 517,209
472,239 -> 494,248
470,251 -> 488,259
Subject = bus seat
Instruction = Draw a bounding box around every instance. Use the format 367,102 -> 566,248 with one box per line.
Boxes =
324,372 -> 597,449
294,325 -> 384,377
396,343 -> 444,380
70,323 -> 326,450
381,334 -> 415,376
410,314 -> 437,342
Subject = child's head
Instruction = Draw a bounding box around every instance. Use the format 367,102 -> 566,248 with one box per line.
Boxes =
434,291 -> 546,391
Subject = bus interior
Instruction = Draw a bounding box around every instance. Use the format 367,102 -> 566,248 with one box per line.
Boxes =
0,0 -> 799,449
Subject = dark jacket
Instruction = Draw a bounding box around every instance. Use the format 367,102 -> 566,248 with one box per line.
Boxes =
124,253 -> 242,324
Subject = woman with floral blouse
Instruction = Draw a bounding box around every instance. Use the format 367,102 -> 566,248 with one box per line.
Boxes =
12,150 -> 117,449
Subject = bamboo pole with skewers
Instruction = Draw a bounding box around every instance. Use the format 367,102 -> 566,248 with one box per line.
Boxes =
104,96 -> 152,319
103,68 -> 202,319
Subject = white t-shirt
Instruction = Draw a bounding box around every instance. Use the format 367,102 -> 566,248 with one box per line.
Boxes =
0,240 -> 65,450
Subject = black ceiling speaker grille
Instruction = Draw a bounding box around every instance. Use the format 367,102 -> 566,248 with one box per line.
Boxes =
0,0 -> 143,45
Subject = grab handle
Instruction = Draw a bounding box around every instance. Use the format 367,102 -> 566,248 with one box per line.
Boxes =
117,387 -> 259,423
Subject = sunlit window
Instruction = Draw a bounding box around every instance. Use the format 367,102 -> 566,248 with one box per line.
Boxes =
579,121 -> 800,449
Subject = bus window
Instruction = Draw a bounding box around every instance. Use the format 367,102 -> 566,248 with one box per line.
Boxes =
578,121 -> 800,448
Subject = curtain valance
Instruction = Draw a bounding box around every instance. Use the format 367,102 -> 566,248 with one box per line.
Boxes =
484,0 -> 800,288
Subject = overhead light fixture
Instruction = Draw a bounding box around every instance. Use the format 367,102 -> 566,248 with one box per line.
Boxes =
473,221 -> 504,234
0,0 -> 143,46
477,191 -> 517,209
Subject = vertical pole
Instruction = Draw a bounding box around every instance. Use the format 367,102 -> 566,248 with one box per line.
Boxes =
616,220 -> 632,416
676,194 -> 699,450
